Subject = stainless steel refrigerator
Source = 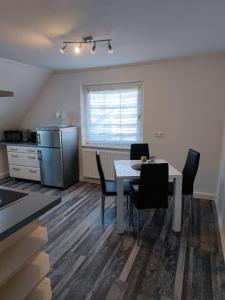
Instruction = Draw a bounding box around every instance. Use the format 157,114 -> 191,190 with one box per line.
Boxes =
37,126 -> 79,188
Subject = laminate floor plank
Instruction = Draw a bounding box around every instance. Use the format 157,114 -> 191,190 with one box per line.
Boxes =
0,178 -> 224,300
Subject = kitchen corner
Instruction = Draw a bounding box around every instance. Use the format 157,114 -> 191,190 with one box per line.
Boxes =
0,126 -> 79,188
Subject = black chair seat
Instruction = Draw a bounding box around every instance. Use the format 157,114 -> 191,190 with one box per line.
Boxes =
105,180 -> 131,196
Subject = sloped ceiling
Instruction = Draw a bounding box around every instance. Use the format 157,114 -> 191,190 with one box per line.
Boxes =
0,0 -> 225,70
0,58 -> 50,130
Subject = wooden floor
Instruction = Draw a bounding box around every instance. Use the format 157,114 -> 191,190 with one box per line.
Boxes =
0,178 -> 225,300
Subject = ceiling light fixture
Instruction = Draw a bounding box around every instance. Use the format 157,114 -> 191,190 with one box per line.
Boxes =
59,43 -> 67,54
90,42 -> 96,54
59,36 -> 113,55
108,41 -> 113,54
74,43 -> 81,54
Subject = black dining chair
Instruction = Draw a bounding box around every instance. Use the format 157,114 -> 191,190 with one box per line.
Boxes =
130,143 -> 150,187
96,151 -> 131,224
129,163 -> 169,245
169,149 -> 200,219
130,143 -> 150,160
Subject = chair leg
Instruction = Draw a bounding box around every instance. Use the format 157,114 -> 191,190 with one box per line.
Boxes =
129,198 -> 132,226
131,202 -> 134,226
137,209 -> 140,246
190,194 -> 194,229
182,195 -> 183,214
101,194 -> 105,225
164,210 -> 168,239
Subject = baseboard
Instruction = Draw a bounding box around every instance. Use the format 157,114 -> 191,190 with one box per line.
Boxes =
80,177 -> 217,200
193,191 -> 216,200
216,203 -> 225,261
79,176 -> 100,184
0,171 -> 9,180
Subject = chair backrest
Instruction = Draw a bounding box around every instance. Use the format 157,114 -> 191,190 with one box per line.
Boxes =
182,149 -> 200,195
96,150 -> 106,194
130,143 -> 150,160
137,163 -> 168,209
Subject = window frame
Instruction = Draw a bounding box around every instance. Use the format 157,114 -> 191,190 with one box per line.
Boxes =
81,82 -> 144,149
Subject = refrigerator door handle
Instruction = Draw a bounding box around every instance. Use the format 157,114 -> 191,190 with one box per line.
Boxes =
38,150 -> 42,161
37,133 -> 41,144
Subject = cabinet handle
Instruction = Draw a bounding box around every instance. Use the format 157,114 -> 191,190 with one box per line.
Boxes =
28,169 -> 37,173
12,167 -> 20,171
28,156 -> 35,159
11,154 -> 18,158
10,148 -> 18,151
37,133 -> 41,144
38,150 -> 42,161
27,149 -> 35,153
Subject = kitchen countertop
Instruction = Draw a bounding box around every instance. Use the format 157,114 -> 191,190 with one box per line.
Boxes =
0,141 -> 38,147
0,185 -> 60,241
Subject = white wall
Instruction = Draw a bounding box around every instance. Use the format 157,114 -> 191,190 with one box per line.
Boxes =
217,114 -> 225,256
21,54 -> 225,197
0,58 -> 50,177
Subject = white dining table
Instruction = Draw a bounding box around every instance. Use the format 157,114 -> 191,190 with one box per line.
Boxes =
114,159 -> 183,233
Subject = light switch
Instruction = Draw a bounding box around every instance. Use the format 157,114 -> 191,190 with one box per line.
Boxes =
155,132 -> 164,138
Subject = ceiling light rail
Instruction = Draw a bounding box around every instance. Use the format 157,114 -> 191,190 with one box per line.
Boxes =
59,36 -> 113,55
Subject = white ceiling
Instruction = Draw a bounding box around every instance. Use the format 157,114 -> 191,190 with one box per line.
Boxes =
0,0 -> 225,70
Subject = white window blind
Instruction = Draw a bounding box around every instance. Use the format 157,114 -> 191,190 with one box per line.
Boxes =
82,82 -> 142,146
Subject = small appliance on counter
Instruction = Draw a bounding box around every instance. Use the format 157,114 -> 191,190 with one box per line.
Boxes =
4,129 -> 31,143
30,131 -> 37,143
37,126 -> 79,188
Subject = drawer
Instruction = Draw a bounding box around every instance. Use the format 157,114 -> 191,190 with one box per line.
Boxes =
21,147 -> 38,154
8,152 -> 39,168
7,146 -> 38,154
9,165 -> 40,181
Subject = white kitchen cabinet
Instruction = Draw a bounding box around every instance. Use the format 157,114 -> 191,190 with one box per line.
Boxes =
7,146 -> 38,154
9,165 -> 41,181
8,152 -> 39,168
7,145 -> 40,181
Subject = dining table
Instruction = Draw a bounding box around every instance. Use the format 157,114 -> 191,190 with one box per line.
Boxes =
114,159 -> 183,233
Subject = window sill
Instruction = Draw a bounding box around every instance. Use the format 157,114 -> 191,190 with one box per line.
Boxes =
81,144 -> 130,151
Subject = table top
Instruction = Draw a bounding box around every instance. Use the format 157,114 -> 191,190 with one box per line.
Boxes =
114,159 -> 182,179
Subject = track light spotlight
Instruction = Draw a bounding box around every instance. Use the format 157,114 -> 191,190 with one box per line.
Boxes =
59,37 -> 113,56
108,41 -> 113,53
74,43 -> 81,54
59,43 -> 67,54
90,42 -> 96,54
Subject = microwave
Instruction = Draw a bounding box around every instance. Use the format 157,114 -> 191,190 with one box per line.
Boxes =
4,130 -> 31,143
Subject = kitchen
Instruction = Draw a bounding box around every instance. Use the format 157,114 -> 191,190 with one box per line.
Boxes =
1,126 -> 79,188
1,1 -> 225,299
0,92 -> 81,299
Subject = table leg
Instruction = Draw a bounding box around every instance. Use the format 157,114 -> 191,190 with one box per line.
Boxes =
173,176 -> 182,232
116,177 -> 125,233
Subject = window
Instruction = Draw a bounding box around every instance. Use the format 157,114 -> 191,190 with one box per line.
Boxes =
81,82 -> 143,147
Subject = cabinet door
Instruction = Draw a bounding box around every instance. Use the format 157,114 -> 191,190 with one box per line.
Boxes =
9,166 -> 40,181
8,152 -> 39,167
7,146 -> 38,153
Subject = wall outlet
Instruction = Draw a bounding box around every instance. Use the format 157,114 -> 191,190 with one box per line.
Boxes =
154,132 -> 164,138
